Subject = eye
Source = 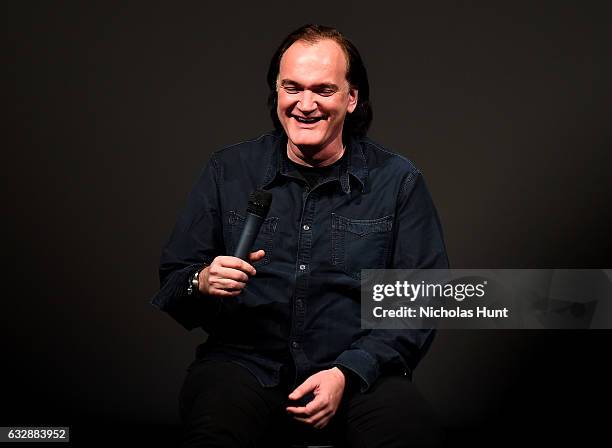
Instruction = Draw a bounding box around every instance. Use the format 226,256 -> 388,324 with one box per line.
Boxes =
282,85 -> 301,94
315,88 -> 336,97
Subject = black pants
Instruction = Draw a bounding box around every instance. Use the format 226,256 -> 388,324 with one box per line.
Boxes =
179,360 -> 444,448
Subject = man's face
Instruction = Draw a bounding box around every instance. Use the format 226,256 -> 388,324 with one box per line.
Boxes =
276,39 -> 358,151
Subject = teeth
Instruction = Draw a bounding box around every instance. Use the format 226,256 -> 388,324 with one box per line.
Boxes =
295,116 -> 321,123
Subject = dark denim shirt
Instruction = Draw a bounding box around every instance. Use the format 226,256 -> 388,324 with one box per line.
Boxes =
151,130 -> 449,391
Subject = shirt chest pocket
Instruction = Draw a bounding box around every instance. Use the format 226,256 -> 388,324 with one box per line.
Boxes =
226,211 -> 279,266
330,213 -> 394,280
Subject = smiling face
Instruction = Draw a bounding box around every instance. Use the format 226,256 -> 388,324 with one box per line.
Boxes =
276,39 -> 358,161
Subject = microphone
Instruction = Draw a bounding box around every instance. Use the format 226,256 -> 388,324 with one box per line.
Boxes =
233,190 -> 273,260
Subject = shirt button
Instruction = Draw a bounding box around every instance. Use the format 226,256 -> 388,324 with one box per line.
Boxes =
299,264 -> 306,271
291,341 -> 300,349
303,224 -> 310,231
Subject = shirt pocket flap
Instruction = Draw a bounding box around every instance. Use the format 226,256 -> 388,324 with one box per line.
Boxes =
332,213 -> 393,236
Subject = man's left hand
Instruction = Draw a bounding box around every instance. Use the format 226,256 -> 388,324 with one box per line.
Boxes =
286,367 -> 346,429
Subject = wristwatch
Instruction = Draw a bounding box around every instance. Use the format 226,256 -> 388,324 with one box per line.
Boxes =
187,265 -> 207,296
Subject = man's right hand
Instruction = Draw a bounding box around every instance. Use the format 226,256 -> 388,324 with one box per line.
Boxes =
199,250 -> 265,297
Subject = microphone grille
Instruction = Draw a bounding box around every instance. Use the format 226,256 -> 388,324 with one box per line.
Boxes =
247,190 -> 273,217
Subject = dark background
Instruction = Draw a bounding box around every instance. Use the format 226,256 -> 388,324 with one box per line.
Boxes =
3,1 -> 611,446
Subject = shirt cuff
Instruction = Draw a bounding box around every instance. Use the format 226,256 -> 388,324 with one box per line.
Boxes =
150,264 -> 222,331
333,349 -> 379,392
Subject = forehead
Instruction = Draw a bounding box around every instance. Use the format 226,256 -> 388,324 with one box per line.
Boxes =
278,39 -> 348,85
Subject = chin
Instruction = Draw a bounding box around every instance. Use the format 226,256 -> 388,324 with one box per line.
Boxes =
290,138 -> 325,148
286,130 -> 326,148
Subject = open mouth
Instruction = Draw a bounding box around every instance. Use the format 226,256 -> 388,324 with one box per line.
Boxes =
292,115 -> 325,124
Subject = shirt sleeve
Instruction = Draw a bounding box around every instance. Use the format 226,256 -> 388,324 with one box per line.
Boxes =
150,154 -> 226,331
333,170 -> 449,391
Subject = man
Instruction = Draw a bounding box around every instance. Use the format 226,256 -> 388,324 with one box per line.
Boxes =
152,24 -> 448,447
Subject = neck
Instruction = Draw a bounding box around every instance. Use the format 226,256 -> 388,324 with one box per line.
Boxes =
286,138 -> 345,168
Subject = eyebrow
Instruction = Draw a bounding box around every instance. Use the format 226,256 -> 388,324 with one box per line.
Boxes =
279,79 -> 340,90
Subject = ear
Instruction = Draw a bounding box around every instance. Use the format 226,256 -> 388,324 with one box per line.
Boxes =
347,88 -> 358,114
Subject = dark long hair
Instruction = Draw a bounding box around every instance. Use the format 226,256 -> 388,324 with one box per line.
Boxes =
266,24 -> 373,137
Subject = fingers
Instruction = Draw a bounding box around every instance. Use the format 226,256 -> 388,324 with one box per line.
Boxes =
203,254 -> 262,296
289,397 -> 333,427
209,277 -> 246,291
293,408 -> 333,429
286,394 -> 325,417
216,266 -> 249,283
286,369 -> 345,429
288,377 -> 316,401
313,416 -> 331,430
249,249 -> 266,262
214,256 -> 257,276
208,288 -> 242,297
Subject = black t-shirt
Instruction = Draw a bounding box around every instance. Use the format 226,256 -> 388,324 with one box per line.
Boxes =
285,149 -> 346,189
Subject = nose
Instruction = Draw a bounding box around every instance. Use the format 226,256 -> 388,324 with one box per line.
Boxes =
297,90 -> 317,114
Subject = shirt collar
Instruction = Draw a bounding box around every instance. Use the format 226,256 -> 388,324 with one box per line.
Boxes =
258,131 -> 368,194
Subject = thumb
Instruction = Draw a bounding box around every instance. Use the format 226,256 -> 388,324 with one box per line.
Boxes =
249,249 -> 265,261
288,377 -> 316,400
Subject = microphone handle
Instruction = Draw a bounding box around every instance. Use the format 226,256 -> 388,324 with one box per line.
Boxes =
233,212 -> 264,260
